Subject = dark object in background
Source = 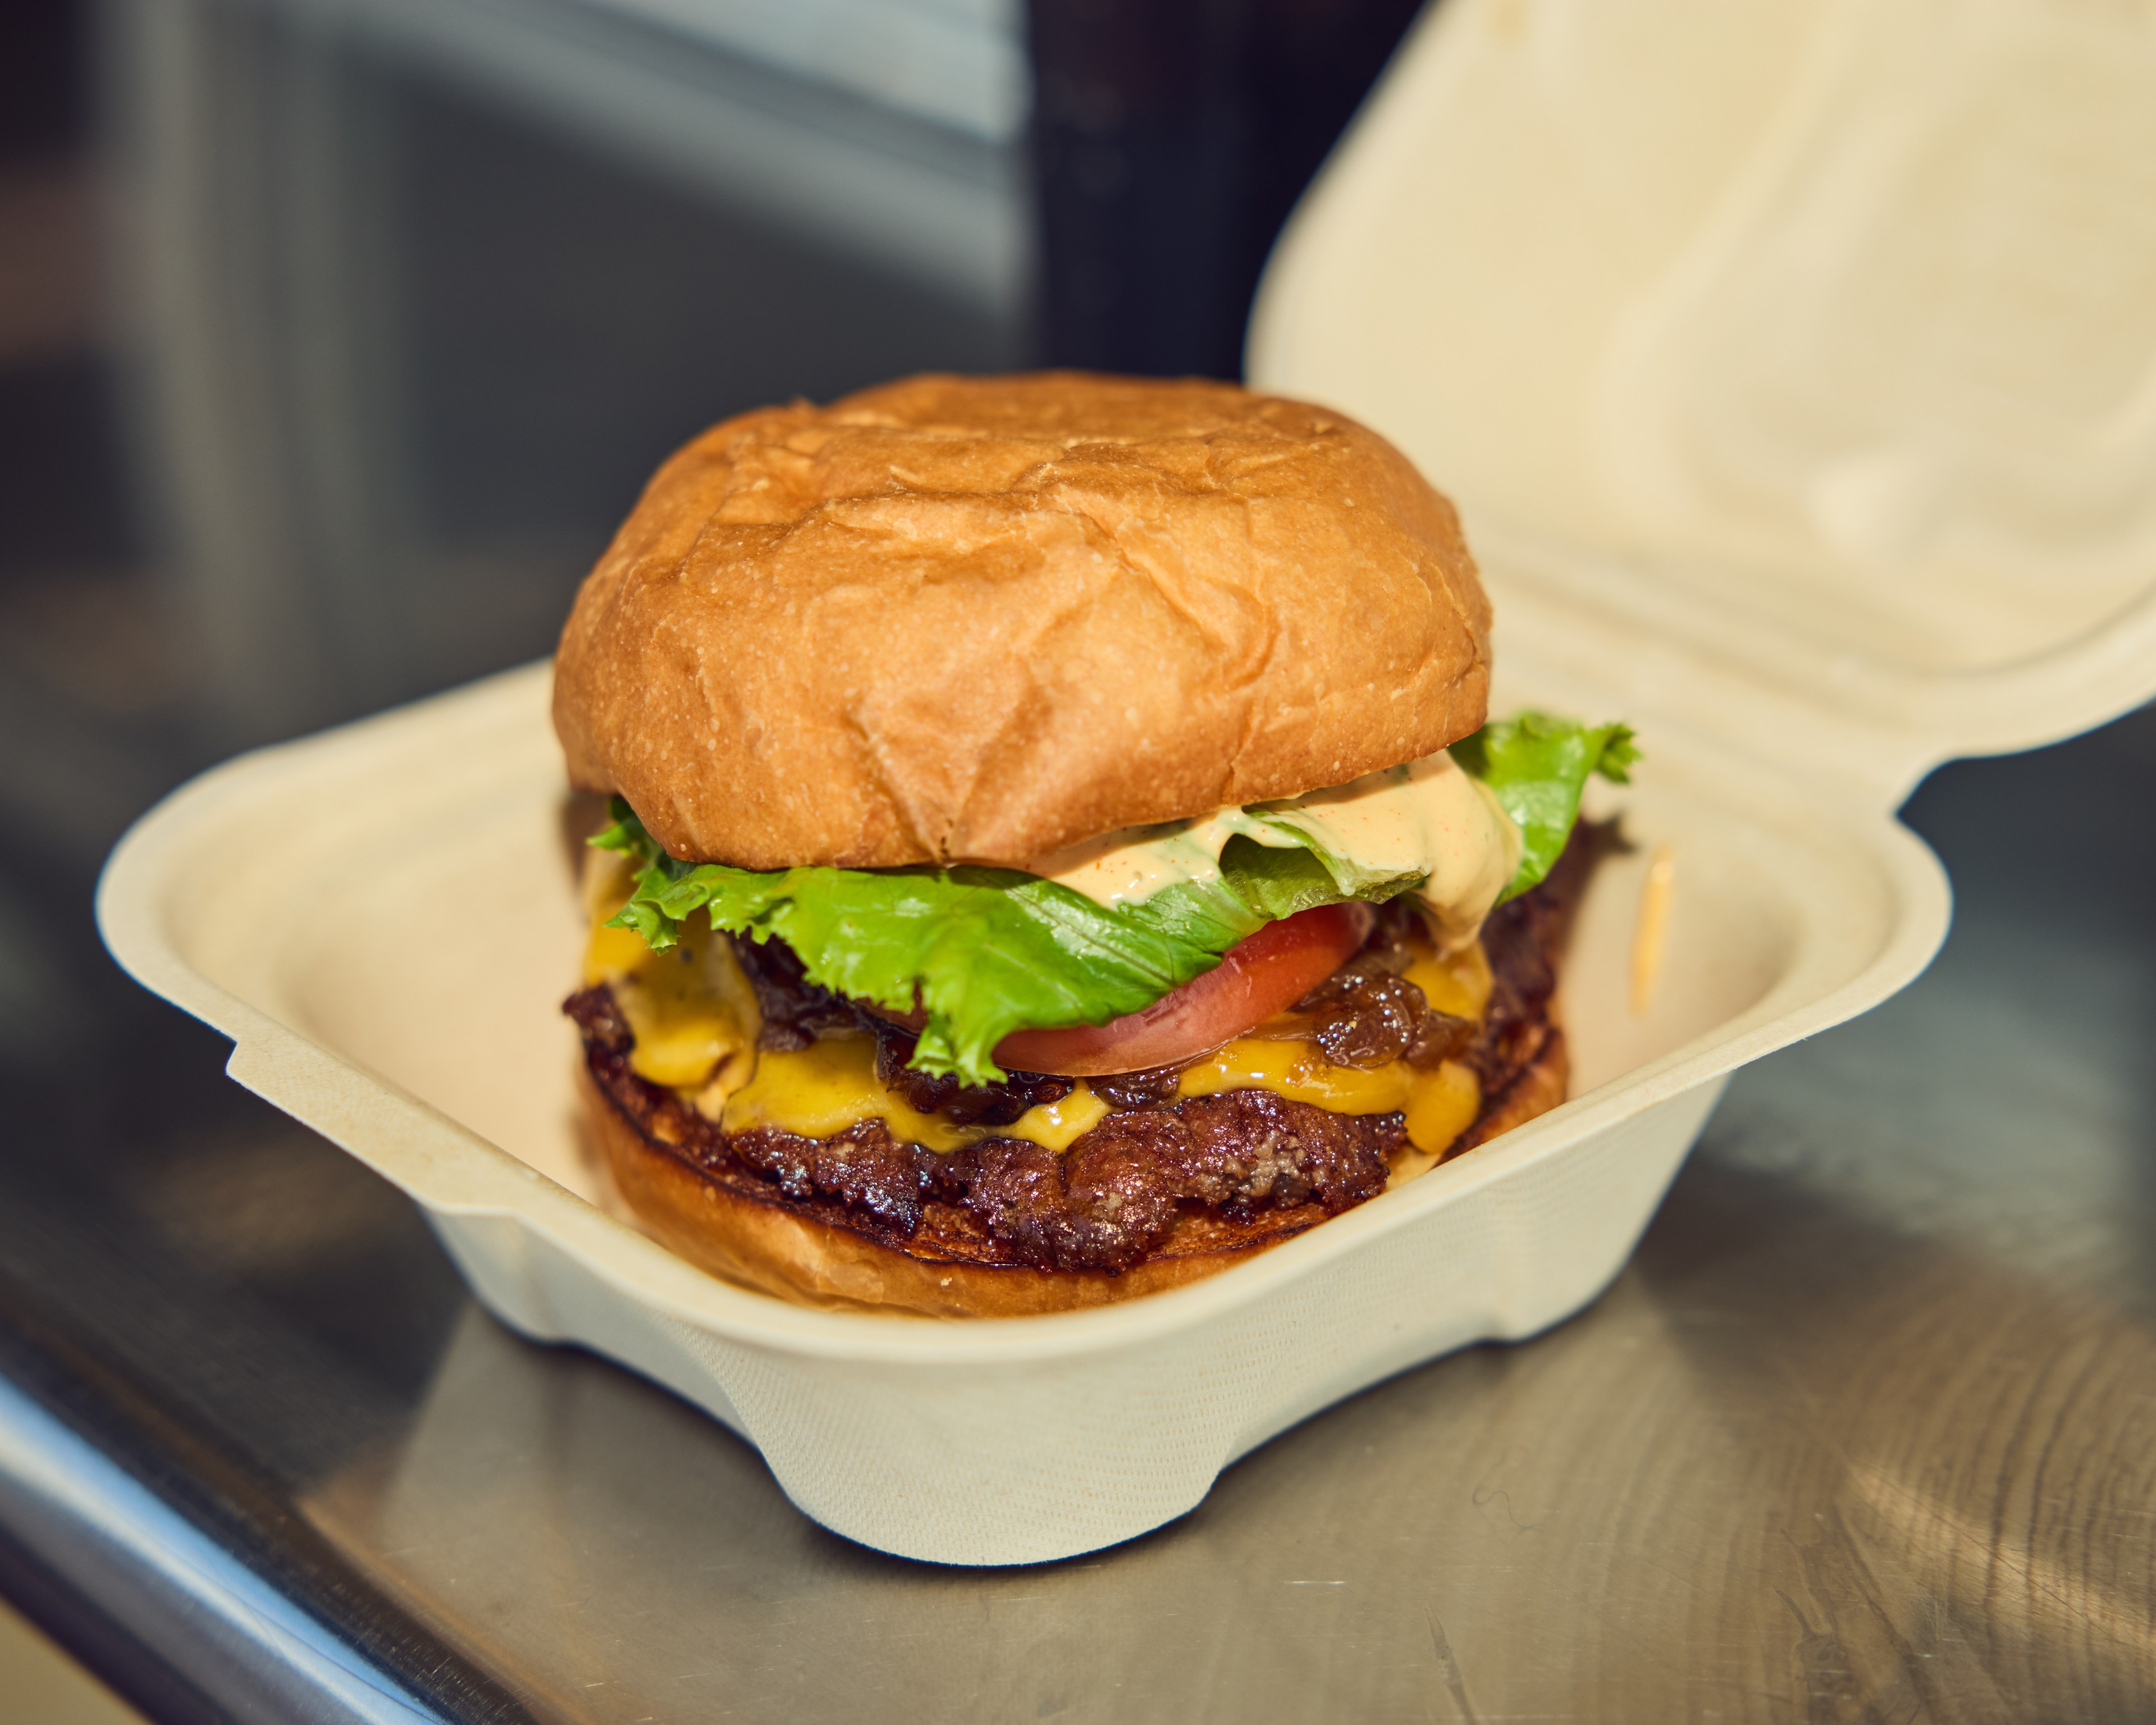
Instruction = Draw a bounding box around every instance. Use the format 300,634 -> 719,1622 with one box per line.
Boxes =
0,0 -> 135,581
1029,0 -> 1427,378
0,0 -> 87,157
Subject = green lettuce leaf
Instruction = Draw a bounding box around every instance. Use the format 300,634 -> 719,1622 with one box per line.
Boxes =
1449,713 -> 1637,901
592,801 -> 1415,1083
592,710 -> 1634,1081
1217,836 -> 1423,924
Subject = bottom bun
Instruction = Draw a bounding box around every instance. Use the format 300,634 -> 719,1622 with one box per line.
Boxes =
578,1035 -> 1569,1320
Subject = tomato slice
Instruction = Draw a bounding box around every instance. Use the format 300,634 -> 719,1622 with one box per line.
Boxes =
990,901 -> 1372,1077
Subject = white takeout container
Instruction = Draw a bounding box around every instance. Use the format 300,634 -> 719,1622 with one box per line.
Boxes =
100,0 -> 2156,1566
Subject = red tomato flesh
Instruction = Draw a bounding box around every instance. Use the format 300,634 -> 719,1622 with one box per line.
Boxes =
857,901 -> 1365,1079
995,901 -> 1371,1076
864,903 -> 1372,1076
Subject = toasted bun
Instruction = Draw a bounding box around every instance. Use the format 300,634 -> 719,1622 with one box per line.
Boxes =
578,1035 -> 1568,1319
552,372 -> 1491,869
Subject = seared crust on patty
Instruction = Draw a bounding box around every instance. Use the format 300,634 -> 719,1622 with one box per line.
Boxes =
579,1065 -> 1377,1316
570,984 -> 1400,1275
579,1035 -> 1569,1318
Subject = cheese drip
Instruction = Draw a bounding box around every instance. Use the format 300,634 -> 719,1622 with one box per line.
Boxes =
1026,749 -> 1522,950
582,850 -> 761,1096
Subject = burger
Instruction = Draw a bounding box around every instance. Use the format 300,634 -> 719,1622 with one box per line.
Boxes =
554,372 -> 1632,1317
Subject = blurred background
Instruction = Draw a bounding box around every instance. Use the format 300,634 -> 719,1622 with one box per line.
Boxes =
4,0 -> 1426,764
0,0 -> 1429,1043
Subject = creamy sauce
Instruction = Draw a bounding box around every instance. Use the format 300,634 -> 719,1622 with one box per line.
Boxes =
1629,841 -> 1677,1017
1022,823 -> 1228,909
1027,749 -> 1522,950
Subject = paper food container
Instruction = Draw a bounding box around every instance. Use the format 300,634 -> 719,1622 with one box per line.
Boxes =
99,0 -> 2156,1566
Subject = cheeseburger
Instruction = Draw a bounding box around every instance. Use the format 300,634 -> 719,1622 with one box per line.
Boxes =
555,372 -> 1632,1317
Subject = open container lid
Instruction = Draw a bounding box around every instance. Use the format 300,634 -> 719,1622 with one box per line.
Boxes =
1250,0 -> 2156,805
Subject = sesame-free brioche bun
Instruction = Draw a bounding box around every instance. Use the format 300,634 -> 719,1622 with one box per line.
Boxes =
552,371 -> 1491,870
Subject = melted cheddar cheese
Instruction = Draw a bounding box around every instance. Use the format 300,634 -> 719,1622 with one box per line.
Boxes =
583,851 -> 761,1094
723,1037 -> 1113,1154
581,853 -> 1490,1171
1174,1039 -> 1479,1156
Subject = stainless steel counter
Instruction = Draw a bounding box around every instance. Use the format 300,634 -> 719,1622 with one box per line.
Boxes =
3,706 -> 2153,1723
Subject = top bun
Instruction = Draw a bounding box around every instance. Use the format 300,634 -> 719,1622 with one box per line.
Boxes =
552,372 -> 1491,869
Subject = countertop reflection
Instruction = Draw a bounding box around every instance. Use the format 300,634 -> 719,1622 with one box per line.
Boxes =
2,706 -> 2152,1723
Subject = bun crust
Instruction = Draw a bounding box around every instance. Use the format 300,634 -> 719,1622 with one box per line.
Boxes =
553,372 -> 1491,869
578,1035 -> 1568,1319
